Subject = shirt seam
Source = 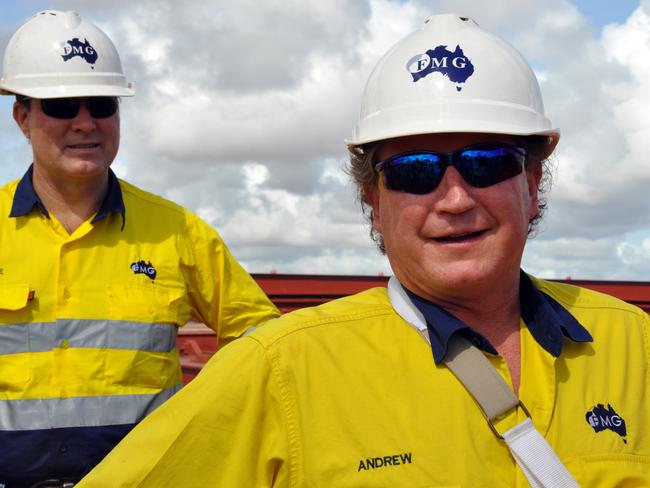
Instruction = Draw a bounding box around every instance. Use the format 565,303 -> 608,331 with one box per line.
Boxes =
253,305 -> 396,347
119,180 -> 190,218
642,314 -> 650,396
264,339 -> 302,487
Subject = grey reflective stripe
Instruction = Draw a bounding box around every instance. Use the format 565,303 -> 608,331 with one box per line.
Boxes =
0,319 -> 177,354
0,322 -> 53,354
0,384 -> 181,430
0,322 -> 43,355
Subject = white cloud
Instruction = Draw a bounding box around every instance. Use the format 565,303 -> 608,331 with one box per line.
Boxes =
2,1 -> 650,279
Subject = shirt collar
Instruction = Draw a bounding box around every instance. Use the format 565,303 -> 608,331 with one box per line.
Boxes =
405,269 -> 593,364
92,169 -> 126,228
9,165 -> 49,218
9,165 -> 126,228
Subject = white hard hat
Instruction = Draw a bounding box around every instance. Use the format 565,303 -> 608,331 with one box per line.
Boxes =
0,10 -> 135,98
348,14 -> 558,147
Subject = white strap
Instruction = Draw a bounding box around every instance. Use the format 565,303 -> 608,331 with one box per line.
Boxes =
386,277 -> 580,488
503,419 -> 579,488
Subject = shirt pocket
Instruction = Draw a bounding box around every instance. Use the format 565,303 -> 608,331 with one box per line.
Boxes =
106,283 -> 189,324
571,453 -> 650,486
105,285 -> 183,389
0,284 -> 32,391
0,284 -> 30,312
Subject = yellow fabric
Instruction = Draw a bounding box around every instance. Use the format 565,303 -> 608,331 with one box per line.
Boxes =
0,177 -> 279,401
79,278 -> 650,487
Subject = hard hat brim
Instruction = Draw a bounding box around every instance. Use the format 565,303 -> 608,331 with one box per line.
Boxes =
0,81 -> 135,98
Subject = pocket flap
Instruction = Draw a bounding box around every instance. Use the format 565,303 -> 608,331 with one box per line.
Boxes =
107,284 -> 186,323
107,284 -> 184,305
0,284 -> 30,311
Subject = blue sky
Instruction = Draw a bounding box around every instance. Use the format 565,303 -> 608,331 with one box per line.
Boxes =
572,0 -> 640,28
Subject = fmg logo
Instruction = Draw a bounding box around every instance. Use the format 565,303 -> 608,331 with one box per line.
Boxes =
585,403 -> 627,443
406,44 -> 474,91
408,53 -> 469,72
131,260 -> 157,281
60,37 -> 98,65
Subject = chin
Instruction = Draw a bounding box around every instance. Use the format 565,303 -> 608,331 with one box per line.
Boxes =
430,261 -> 506,289
65,159 -> 110,175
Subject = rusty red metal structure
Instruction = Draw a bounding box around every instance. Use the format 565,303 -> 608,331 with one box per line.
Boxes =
177,273 -> 650,383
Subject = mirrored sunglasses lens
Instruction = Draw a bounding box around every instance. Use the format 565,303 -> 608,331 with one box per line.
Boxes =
458,146 -> 524,188
87,97 -> 118,118
383,153 -> 445,194
40,99 -> 81,119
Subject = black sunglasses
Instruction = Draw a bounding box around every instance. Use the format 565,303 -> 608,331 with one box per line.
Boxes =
23,96 -> 119,119
375,143 -> 527,195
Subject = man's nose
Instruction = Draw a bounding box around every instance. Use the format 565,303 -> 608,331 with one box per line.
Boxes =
432,166 -> 477,214
70,103 -> 97,132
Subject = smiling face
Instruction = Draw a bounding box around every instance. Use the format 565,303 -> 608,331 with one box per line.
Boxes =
13,98 -> 120,186
365,132 -> 541,303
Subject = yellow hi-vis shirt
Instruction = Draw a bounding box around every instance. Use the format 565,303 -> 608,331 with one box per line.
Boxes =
78,277 -> 650,487
0,170 -> 279,484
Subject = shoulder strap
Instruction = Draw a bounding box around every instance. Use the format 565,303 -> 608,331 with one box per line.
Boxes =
387,278 -> 580,488
445,336 -> 580,488
445,334 -> 518,420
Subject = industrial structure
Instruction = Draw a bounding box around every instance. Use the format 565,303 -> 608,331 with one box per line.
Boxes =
178,274 -> 650,383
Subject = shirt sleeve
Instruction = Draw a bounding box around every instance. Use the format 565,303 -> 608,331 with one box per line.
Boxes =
180,210 -> 280,345
77,336 -> 293,487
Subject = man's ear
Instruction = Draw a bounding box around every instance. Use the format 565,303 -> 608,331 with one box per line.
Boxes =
363,184 -> 382,234
13,101 -> 31,140
526,161 -> 543,220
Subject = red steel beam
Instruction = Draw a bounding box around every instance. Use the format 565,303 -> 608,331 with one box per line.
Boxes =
179,274 -> 650,382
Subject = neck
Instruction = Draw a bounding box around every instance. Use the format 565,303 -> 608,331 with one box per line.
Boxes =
32,166 -> 109,234
404,270 -> 523,392
451,286 -> 522,394
446,289 -> 520,344
447,291 -> 522,393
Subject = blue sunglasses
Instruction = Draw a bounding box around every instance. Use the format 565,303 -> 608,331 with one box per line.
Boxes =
375,143 -> 527,195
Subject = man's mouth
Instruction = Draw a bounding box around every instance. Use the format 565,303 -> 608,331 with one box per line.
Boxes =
434,230 -> 485,243
68,143 -> 99,149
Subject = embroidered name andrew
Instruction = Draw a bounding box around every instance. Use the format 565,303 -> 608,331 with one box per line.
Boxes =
358,452 -> 412,472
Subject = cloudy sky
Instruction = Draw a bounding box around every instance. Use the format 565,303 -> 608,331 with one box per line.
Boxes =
1,0 -> 649,280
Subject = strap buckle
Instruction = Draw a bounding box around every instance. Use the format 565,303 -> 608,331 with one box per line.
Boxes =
486,400 -> 531,440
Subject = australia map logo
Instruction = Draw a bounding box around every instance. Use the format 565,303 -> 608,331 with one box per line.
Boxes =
406,44 -> 474,91
131,260 -> 157,281
61,38 -> 98,66
585,403 -> 627,443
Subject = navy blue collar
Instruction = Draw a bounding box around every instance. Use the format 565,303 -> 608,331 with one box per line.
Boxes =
405,270 -> 593,363
9,165 -> 49,218
9,165 -> 125,229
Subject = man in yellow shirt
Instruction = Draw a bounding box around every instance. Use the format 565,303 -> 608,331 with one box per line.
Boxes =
0,11 -> 278,487
78,14 -> 649,487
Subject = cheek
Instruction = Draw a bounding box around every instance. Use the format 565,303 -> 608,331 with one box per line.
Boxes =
110,123 -> 121,159
509,175 -> 536,213
29,126 -> 57,150
379,197 -> 428,238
